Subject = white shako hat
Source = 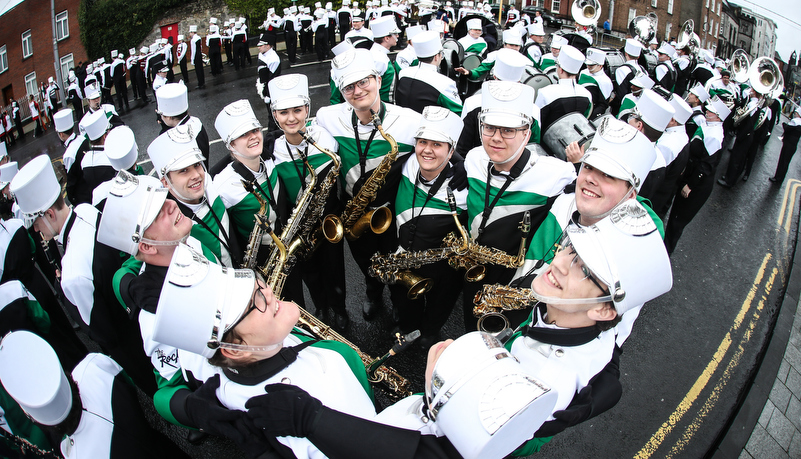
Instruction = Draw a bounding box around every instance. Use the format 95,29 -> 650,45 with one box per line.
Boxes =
557,44 -> 584,74
491,48 -> 530,82
412,31 -> 442,58
290,5 -> 298,13
560,199 -> 672,315
257,33 -> 271,46
371,16 -> 401,37
11,155 -> 60,226
479,81 -> 536,128
343,0 -> 351,5
630,72 -> 654,90
209,24 -> 219,33
315,9 -> 325,19
581,116 -> 655,191
214,99 -> 262,149
0,143 -> 6,163
689,82 -> 710,103
140,46 -> 149,54
156,83 -> 189,117
315,1 -> 322,8
326,2 -> 333,9
635,89 -> 674,132
585,47 -> 606,65
331,40 -> 355,56
97,172 -> 168,256
0,162 -> 19,191
189,25 -> 198,32
104,126 -> 139,171
129,47 -> 136,55
153,243 -> 256,358
0,331 -> 73,426
149,43 -> 159,53
428,19 -> 444,33
657,42 -> 675,57
148,125 -> 205,179
79,109 -> 110,141
84,83 -> 101,100
705,95 -> 732,121
502,29 -> 523,47
331,48 -> 379,90
53,108 -> 74,133
239,16 -> 246,23
210,16 -> 218,23
466,18 -> 482,30
269,74 -> 311,111
110,50 -> 118,58
668,94 -> 693,124
527,22 -> 545,36
406,24 -> 426,41
415,106 -> 464,145
550,34 -> 567,49
425,331 -> 558,459
624,38 -> 643,57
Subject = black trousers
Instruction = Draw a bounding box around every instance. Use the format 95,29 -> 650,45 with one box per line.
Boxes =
723,131 -> 754,185
130,69 -> 140,99
303,240 -> 347,316
285,31 -> 298,63
179,58 -> 190,84
347,221 -> 398,302
14,114 -> 25,139
193,57 -> 205,87
773,136 -> 801,183
114,79 -> 129,110
209,48 -> 223,75
232,42 -> 245,69
664,175 -> 714,255
315,28 -> 329,61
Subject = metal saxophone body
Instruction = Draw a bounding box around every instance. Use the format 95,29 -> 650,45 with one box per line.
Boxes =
323,109 -> 397,243
241,180 -> 270,269
473,284 -> 535,335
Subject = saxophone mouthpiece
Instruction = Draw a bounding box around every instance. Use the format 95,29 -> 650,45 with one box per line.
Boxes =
446,187 -> 457,213
520,211 -> 531,236
391,330 -> 421,355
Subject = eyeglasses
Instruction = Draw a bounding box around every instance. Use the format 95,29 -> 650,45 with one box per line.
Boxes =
231,273 -> 268,329
553,243 -> 609,295
342,76 -> 374,95
480,123 -> 527,139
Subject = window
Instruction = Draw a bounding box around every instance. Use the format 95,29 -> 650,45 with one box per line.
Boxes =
668,0 -> 674,14
706,0 -> 709,8
24,72 -> 37,97
628,8 -> 637,26
651,0 -> 657,7
0,45 -> 7,74
56,11 -> 69,41
551,0 -> 560,14
718,3 -> 721,14
60,54 -> 74,83
21,30 -> 32,58
711,0 -> 715,13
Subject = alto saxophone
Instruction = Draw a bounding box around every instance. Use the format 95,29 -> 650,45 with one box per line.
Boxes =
473,284 -> 535,317
323,108 -> 397,242
241,180 -> 270,269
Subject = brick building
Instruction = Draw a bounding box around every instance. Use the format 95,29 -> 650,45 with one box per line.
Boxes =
0,0 -> 88,109
602,0 -> 684,44
525,0 -> 570,18
679,0 -> 722,54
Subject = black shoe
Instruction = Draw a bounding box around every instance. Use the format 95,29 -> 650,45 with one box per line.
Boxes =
333,311 -> 350,330
313,306 -> 329,322
186,429 -> 207,444
362,297 -> 381,320
717,178 -> 732,188
769,177 -> 779,183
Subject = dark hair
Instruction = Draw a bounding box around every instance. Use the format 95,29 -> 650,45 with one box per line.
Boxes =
163,110 -> 188,121
52,193 -> 67,211
595,307 -> 622,332
207,327 -> 250,368
419,54 -> 437,65
720,69 -> 731,77
640,121 -> 663,142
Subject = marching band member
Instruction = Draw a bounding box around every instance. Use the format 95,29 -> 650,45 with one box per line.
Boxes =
616,72 -> 654,121
524,22 -> 547,68
611,38 -> 646,117
684,82 -> 710,138
654,42 -> 677,92
650,94 -> 693,217
344,13 -> 374,42
578,48 -> 613,119
154,83 -> 211,170
91,126 -> 145,209
538,34 -> 566,73
534,44 -> 593,133
338,0 -> 353,41
370,16 -> 401,101
458,18 -> 487,55
67,110 -> 117,206
455,29 -> 522,81
396,31 -> 462,115
625,89 -> 675,201
396,24 -> 424,70
770,106 -> 801,184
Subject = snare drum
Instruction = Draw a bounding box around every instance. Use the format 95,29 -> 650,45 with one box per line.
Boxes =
541,112 -> 596,161
463,54 -> 483,83
521,66 -> 552,92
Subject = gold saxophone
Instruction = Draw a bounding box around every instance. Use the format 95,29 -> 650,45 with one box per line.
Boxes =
241,180 -> 270,269
322,109 -> 397,243
473,284 -> 534,317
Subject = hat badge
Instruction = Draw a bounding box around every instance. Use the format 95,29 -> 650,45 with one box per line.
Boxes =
487,82 -> 523,101
275,74 -> 301,90
333,49 -> 356,69
167,124 -> 195,143
108,171 -> 140,198
609,200 -> 657,236
224,100 -> 252,117
596,116 -> 638,143
168,246 -> 211,287
423,106 -> 451,121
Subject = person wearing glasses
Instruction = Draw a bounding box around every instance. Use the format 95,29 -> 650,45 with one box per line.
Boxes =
395,31 -> 462,116
461,80 -> 576,331
314,48 -> 420,321
151,243 -> 376,457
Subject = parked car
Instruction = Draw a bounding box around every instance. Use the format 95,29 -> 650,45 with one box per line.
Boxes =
521,7 -> 561,28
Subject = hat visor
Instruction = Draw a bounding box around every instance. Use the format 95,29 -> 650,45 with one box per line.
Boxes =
221,270 -> 258,332
140,189 -> 170,236
271,96 -> 310,111
414,126 -> 455,145
228,120 -> 264,146
564,228 -> 613,293
581,151 -> 635,186
479,111 -> 530,129
165,151 -> 207,175
337,69 -> 375,90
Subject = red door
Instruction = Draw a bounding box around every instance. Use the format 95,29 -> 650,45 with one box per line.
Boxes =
161,23 -> 179,64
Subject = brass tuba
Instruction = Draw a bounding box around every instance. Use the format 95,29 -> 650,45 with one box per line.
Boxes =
628,15 -> 656,47
675,19 -> 699,55
748,56 -> 781,96
729,49 -> 751,84
571,0 -> 601,27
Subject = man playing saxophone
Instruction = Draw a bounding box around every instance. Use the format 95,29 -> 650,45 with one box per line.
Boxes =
269,73 -> 350,330
314,48 -> 421,321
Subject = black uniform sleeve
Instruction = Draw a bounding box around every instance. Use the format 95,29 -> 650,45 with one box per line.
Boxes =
455,107 -> 481,159
197,125 -> 211,171
259,66 -> 273,98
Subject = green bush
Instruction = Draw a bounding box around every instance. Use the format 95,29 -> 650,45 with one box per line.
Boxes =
79,0 -> 191,60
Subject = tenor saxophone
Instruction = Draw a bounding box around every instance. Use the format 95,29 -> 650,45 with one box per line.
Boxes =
473,284 -> 535,317
322,108 -> 397,242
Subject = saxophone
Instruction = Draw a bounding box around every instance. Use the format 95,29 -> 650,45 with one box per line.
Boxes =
241,180 -> 270,269
322,108 -> 397,242
473,284 -> 535,317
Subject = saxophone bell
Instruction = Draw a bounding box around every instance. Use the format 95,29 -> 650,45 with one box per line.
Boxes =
345,205 -> 393,241
477,312 -> 510,336
394,271 -> 434,300
322,214 -> 345,243
465,264 -> 486,282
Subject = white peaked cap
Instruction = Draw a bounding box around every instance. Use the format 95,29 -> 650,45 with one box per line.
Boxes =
157,83 -> 189,117
148,125 -> 205,178
668,94 -> 693,124
80,110 -> 110,141
426,332 -> 558,459
630,72 -> 654,90
290,5 -> 298,13
214,100 -> 262,148
84,84 -> 101,100
268,7 -> 275,13
689,82 -> 710,103
0,162 -> 19,190
585,47 -> 606,65
210,24 -> 219,33
415,106 -> 464,145
491,48 -> 530,82
702,49 -> 715,65
706,96 -> 732,121
657,42 -> 675,56
10,155 -> 61,223
557,44 -> 584,74
210,17 -> 218,23
502,29 -> 523,47
527,22 -> 545,36
406,25 -> 426,41
140,46 -> 149,54
235,20 -> 242,27
565,199 -> 672,316
315,1 -> 322,7
636,89 -> 675,132
53,108 -> 74,133
331,49 -> 379,89
0,143 -> 6,162
239,16 -> 246,22
153,243 -> 256,358
110,50 -> 118,58
551,34 -> 567,49
624,38 -> 643,57
0,331 -> 72,426
412,30 -> 442,58
129,47 -> 137,55
189,25 -> 198,32
332,40 -> 355,56
371,16 -> 401,37
97,172 -> 168,256
283,8 -> 289,14
104,126 -> 139,171
269,74 -> 311,111
581,115 -> 655,191
466,18 -> 482,30
343,0 -> 351,4
480,81 -> 536,128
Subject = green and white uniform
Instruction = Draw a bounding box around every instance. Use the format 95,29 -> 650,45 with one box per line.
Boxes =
458,35 -> 487,55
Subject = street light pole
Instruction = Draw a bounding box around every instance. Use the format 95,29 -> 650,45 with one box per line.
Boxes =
50,0 -> 65,102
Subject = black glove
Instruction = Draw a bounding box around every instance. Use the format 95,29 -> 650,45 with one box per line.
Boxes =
449,160 -> 468,191
183,374 -> 246,442
245,383 -> 323,438
533,384 -> 593,438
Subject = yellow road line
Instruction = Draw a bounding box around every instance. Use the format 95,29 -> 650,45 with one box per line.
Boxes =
778,179 -> 801,233
635,253 -> 772,459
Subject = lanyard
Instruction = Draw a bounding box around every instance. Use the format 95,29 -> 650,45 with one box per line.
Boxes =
232,160 -> 283,224
193,199 -> 239,265
285,139 -> 310,192
476,149 -> 530,242
406,167 -> 450,247
351,103 -> 386,176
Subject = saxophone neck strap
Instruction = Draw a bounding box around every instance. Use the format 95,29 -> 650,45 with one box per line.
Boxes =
351,103 -> 386,176
521,305 -> 601,346
232,160 -> 284,226
477,148 -> 531,241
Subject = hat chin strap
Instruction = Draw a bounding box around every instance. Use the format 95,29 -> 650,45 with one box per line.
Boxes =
530,290 -> 613,306
139,234 -> 189,247
490,129 -> 530,167
40,213 -> 59,240
215,341 -> 283,353
578,183 -> 635,222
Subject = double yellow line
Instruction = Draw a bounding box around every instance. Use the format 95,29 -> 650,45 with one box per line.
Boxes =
636,179 -> 800,458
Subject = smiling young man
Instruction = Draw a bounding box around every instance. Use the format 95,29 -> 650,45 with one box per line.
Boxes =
314,48 -> 420,320
458,18 -> 487,55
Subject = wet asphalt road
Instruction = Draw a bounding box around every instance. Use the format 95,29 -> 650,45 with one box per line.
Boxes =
7,46 -> 800,458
